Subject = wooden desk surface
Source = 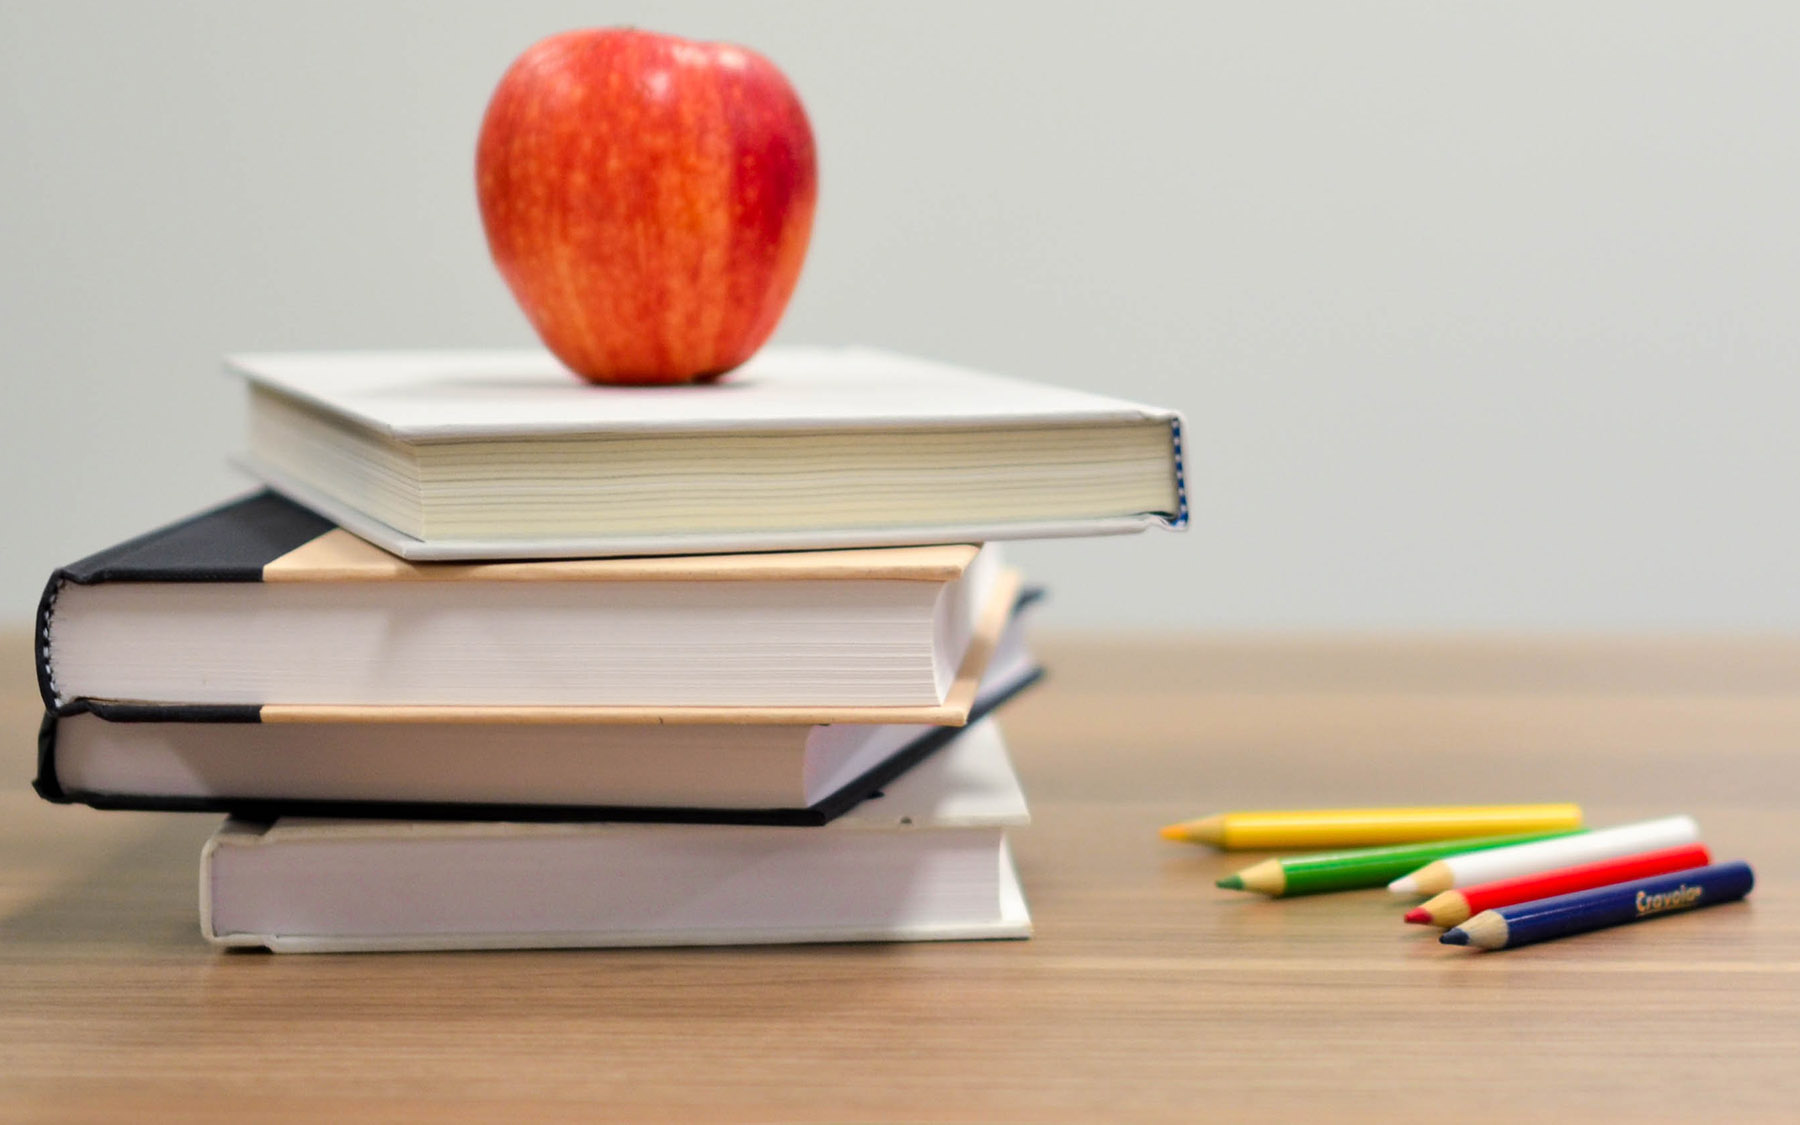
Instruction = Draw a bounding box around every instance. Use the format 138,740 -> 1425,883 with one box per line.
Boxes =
4,633 -> 1797,1121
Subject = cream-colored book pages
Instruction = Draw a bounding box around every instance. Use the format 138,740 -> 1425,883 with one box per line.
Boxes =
228,346 -> 1180,440
246,461 -> 1166,561
255,566 -> 1019,725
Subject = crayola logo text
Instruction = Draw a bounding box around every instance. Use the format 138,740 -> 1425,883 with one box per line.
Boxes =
1635,885 -> 1702,916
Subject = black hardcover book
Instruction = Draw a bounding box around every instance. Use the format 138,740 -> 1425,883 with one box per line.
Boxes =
33,493 -> 1046,826
33,663 -> 1042,827
37,491 -> 1024,718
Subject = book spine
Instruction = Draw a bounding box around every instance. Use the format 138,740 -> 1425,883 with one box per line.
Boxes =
35,700 -> 270,806
35,570 -> 66,711
32,709 -> 70,804
1168,414 -> 1190,529
34,491 -> 336,709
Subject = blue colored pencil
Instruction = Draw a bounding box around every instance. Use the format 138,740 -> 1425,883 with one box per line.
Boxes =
1440,861 -> 1754,950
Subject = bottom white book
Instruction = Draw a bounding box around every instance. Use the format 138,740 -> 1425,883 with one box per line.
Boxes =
201,719 -> 1031,953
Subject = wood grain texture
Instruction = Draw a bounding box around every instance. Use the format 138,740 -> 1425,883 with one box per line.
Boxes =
4,630 -> 1797,1122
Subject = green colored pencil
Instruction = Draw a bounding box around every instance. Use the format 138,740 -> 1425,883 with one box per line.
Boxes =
1214,830 -> 1586,897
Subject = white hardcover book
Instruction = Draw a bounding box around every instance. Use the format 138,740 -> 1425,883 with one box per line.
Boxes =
200,720 -> 1032,952
231,345 -> 1189,559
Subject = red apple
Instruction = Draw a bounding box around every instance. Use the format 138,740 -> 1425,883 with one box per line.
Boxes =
476,29 -> 817,385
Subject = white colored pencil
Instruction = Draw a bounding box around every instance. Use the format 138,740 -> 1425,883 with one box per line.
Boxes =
1386,815 -> 1700,897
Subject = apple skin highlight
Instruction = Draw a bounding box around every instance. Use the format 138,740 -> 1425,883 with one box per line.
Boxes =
477,29 -> 817,385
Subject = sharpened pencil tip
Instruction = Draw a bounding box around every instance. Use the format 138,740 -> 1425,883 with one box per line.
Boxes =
1387,875 -> 1418,896
1403,908 -> 1431,925
1440,928 -> 1470,946
1162,815 -> 1225,846
1215,874 -> 1244,890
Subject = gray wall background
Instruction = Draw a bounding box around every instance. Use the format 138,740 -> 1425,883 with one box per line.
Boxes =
4,2 -> 1797,629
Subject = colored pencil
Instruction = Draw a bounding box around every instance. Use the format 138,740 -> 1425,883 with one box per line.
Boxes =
1214,830 -> 1582,897
1388,815 -> 1700,897
1159,803 -> 1582,850
1441,861 -> 1753,950
1404,843 -> 1712,927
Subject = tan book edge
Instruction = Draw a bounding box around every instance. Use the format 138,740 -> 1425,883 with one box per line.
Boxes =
257,567 -> 1021,726
261,528 -> 980,583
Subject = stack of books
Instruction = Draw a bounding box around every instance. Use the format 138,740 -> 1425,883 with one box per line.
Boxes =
34,346 -> 1186,952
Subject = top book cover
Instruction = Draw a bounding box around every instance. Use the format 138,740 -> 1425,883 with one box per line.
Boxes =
232,346 -> 1189,560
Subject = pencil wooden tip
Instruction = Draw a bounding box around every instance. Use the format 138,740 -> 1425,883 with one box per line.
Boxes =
1457,910 -> 1511,949
1161,815 -> 1225,846
1403,908 -> 1431,925
1215,873 -> 1245,890
1222,859 -> 1287,896
1439,928 -> 1470,946
1392,860 -> 1454,897
1414,892 -> 1468,928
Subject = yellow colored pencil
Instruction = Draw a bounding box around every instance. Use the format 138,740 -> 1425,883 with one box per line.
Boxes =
1158,804 -> 1583,850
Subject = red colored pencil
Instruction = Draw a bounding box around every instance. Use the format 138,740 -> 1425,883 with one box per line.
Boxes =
1403,843 -> 1712,927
